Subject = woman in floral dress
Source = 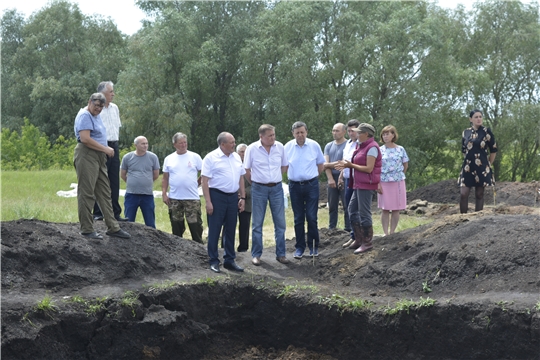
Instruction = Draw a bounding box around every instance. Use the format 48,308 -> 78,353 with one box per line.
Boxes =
376,125 -> 409,235
458,109 -> 497,213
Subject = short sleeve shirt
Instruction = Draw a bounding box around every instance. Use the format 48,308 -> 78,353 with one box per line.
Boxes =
163,150 -> 203,200
380,145 -> 409,182
284,138 -> 325,181
244,140 -> 288,183
121,151 -> 160,195
73,110 -> 107,146
201,147 -> 246,193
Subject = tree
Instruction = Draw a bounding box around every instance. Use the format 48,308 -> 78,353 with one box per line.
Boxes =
1,1 -> 127,140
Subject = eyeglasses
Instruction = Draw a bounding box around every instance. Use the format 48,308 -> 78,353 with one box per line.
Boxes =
91,100 -> 104,108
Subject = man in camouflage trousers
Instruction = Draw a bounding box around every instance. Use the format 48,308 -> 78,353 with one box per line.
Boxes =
162,133 -> 204,243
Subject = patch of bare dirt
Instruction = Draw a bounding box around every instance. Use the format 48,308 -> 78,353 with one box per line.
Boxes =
2,180 -> 540,359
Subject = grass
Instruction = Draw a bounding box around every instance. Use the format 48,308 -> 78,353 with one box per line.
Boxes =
35,294 -> 57,313
1,170 -> 432,247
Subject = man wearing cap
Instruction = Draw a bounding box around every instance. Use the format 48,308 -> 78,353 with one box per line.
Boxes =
323,123 -> 348,230
284,121 -> 325,259
201,132 -> 246,273
244,124 -> 290,266
73,93 -> 131,240
336,123 -> 381,254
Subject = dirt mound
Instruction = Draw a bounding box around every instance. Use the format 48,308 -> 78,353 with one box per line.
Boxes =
1,220 -> 207,293
407,179 -> 539,206
2,196 -> 540,359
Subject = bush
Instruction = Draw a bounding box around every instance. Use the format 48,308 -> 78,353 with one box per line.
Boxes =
1,119 -> 76,171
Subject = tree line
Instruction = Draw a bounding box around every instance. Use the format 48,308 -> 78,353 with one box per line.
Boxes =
2,0 -> 539,189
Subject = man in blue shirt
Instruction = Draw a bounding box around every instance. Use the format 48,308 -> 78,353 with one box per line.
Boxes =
284,121 -> 325,258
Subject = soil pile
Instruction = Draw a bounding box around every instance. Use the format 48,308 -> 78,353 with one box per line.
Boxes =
2,180 -> 539,359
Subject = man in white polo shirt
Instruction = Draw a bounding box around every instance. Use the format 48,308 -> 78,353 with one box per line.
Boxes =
201,132 -> 246,273
244,124 -> 290,266
284,121 -> 325,259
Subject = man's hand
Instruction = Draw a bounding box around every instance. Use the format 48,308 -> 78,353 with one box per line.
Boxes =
328,179 -> 337,188
206,201 -> 214,215
162,193 -> 170,206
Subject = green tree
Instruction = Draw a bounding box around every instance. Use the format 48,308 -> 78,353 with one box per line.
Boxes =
1,1 -> 127,140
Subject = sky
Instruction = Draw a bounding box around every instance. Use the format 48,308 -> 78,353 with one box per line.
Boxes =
1,0 -> 477,36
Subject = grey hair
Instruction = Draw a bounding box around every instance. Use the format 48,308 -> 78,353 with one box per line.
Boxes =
217,132 -> 232,145
97,81 -> 114,93
172,132 -> 187,144
134,136 -> 146,145
89,93 -> 106,105
236,143 -> 247,152
258,124 -> 275,135
291,121 -> 307,132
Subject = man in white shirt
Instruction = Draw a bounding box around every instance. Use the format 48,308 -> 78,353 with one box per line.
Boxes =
284,121 -> 325,259
162,133 -> 203,243
338,119 -> 360,247
201,132 -> 246,273
244,124 -> 290,266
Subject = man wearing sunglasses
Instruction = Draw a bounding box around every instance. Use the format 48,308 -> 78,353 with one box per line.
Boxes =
73,93 -> 131,240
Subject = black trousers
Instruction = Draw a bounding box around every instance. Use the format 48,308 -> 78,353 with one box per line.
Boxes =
93,141 -> 122,218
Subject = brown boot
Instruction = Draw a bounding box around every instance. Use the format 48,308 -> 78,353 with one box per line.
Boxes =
354,226 -> 373,254
348,223 -> 364,250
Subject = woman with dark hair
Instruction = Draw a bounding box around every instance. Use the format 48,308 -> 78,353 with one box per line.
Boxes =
336,123 -> 382,254
458,109 -> 498,213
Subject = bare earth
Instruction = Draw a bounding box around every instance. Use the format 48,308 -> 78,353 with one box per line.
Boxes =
1,180 -> 539,359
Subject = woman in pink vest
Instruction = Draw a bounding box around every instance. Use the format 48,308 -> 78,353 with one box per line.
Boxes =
336,123 -> 382,253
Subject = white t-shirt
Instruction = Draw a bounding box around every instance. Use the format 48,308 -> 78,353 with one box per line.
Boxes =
163,150 -> 203,200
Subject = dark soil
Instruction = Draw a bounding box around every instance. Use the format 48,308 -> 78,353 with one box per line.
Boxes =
2,180 -> 540,360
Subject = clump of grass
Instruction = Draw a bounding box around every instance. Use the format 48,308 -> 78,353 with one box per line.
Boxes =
382,297 -> 436,315
35,294 -> 57,313
120,291 -> 139,317
195,276 -> 218,287
422,280 -> 432,293
317,293 -> 374,314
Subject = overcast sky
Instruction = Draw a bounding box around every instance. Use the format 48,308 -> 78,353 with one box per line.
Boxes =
2,0 -> 478,36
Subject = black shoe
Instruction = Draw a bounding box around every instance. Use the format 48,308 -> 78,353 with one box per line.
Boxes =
81,231 -> 103,240
93,215 -> 104,221
106,229 -> 131,239
223,262 -> 244,272
210,264 -> 221,273
237,248 -> 248,253
115,216 -> 129,222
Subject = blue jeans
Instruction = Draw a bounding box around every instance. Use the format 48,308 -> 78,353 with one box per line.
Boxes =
207,188 -> 238,266
251,182 -> 287,258
289,178 -> 320,251
124,193 -> 156,228
348,189 -> 374,227
327,172 -> 347,230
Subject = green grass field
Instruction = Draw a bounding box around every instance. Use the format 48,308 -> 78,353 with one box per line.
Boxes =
1,170 -> 431,247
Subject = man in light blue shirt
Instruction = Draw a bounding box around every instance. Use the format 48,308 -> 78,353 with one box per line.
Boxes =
284,121 -> 325,258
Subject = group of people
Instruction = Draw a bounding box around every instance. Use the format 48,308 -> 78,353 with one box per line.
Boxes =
73,83 -> 497,273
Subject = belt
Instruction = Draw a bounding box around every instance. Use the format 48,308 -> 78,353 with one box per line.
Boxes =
108,141 -> 118,146
253,182 -> 278,187
210,188 -> 237,196
289,177 -> 318,185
